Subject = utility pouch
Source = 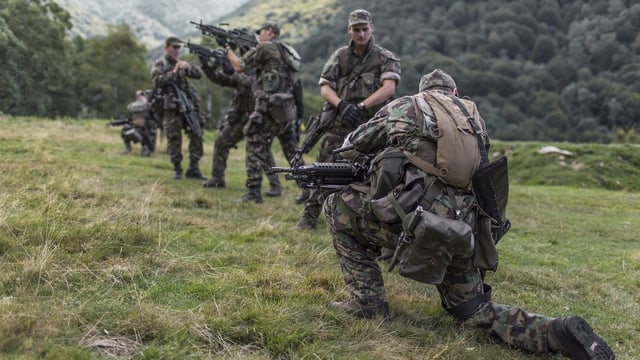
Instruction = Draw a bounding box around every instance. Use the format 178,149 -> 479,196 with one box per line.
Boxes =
255,91 -> 269,114
369,147 -> 410,199
471,155 -> 511,271
318,101 -> 337,128
389,205 -> 475,284
269,92 -> 296,123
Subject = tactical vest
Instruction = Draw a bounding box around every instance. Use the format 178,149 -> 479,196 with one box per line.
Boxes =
335,42 -> 392,115
255,40 -> 297,94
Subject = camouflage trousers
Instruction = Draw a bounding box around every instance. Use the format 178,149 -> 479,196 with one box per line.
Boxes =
210,108 -> 280,187
300,132 -> 347,220
244,111 -> 302,189
163,110 -> 203,165
323,186 -> 553,354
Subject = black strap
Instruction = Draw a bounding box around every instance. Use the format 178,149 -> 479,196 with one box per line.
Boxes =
449,96 -> 490,167
444,283 -> 492,322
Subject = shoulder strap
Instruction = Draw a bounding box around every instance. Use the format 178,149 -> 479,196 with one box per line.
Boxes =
448,95 -> 490,167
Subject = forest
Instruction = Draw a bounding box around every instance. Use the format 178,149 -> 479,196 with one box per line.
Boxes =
1,0 -> 639,142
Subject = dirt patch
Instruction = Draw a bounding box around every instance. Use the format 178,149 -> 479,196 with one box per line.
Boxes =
79,335 -> 142,358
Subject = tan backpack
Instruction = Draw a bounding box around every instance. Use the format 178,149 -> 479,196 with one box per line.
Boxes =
409,91 -> 485,189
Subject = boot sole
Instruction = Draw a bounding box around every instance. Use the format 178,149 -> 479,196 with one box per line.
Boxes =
557,317 -> 615,360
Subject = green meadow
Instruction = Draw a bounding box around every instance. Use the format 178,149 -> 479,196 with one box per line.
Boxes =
1,116 -> 638,359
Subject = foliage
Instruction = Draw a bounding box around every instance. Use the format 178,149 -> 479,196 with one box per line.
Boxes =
74,24 -> 150,118
288,0 -> 640,142
2,0 -> 639,142
0,116 -> 638,359
0,0 -> 78,116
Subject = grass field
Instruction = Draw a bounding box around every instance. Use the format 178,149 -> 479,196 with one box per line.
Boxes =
1,116 -> 638,359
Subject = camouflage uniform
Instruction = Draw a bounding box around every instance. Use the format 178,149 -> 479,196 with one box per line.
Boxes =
323,69 -> 612,357
236,22 -> 304,202
124,92 -> 157,156
297,9 -> 400,229
151,47 -> 205,179
201,62 -> 281,191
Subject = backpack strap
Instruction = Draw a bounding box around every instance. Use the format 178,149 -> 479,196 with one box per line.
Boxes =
448,95 -> 490,167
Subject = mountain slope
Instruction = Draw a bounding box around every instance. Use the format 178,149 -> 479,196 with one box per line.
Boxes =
57,0 -> 251,48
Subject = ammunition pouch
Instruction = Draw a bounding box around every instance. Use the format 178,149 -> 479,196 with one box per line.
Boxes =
269,92 -> 296,124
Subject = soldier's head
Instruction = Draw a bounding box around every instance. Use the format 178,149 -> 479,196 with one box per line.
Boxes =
419,69 -> 458,95
348,9 -> 373,50
255,20 -> 280,42
135,90 -> 146,99
164,36 -> 182,59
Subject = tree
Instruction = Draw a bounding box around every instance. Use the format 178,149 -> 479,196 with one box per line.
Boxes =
0,0 -> 77,116
75,24 -> 149,118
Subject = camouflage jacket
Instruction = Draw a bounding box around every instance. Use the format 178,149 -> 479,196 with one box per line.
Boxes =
320,37 -> 401,117
344,91 -> 486,221
202,65 -> 255,112
151,55 -> 202,110
241,39 -> 295,94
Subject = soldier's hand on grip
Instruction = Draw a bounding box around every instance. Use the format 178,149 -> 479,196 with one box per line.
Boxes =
338,101 -> 367,127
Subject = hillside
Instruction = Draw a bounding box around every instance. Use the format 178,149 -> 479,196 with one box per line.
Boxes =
56,0 -> 251,48
0,116 -> 638,359
221,0 -> 640,143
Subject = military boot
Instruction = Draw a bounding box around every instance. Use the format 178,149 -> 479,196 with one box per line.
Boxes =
265,183 -> 282,197
295,213 -> 318,230
141,145 -> 151,157
173,163 -> 183,180
237,187 -> 263,204
294,188 -> 311,205
329,297 -> 391,320
124,140 -> 132,154
185,162 -> 207,180
548,316 -> 615,360
202,178 -> 226,188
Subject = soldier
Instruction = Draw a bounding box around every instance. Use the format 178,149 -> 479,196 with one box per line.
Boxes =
295,9 -> 400,230
123,89 -> 156,157
151,37 -> 206,180
226,20 -> 307,203
199,51 -> 283,197
323,69 -> 615,360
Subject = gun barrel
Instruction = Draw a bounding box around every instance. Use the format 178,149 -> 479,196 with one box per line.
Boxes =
271,167 -> 293,173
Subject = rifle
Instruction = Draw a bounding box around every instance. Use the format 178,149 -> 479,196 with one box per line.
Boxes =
273,145 -> 368,190
290,102 -> 338,166
168,83 -> 203,139
109,117 -> 130,126
179,40 -> 234,75
191,20 -> 257,54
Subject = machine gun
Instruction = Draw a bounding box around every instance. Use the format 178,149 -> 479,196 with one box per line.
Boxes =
273,146 -> 369,190
191,21 -> 257,54
272,161 -> 369,190
179,40 -> 234,75
168,83 -> 203,139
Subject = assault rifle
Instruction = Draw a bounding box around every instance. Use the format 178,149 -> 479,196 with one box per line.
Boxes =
273,146 -> 369,190
290,102 -> 337,166
168,83 -> 203,139
179,40 -> 234,75
191,21 -> 257,54
109,116 -> 130,126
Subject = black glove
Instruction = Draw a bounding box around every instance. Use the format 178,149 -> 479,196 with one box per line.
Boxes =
197,54 -> 211,67
337,101 -> 367,127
